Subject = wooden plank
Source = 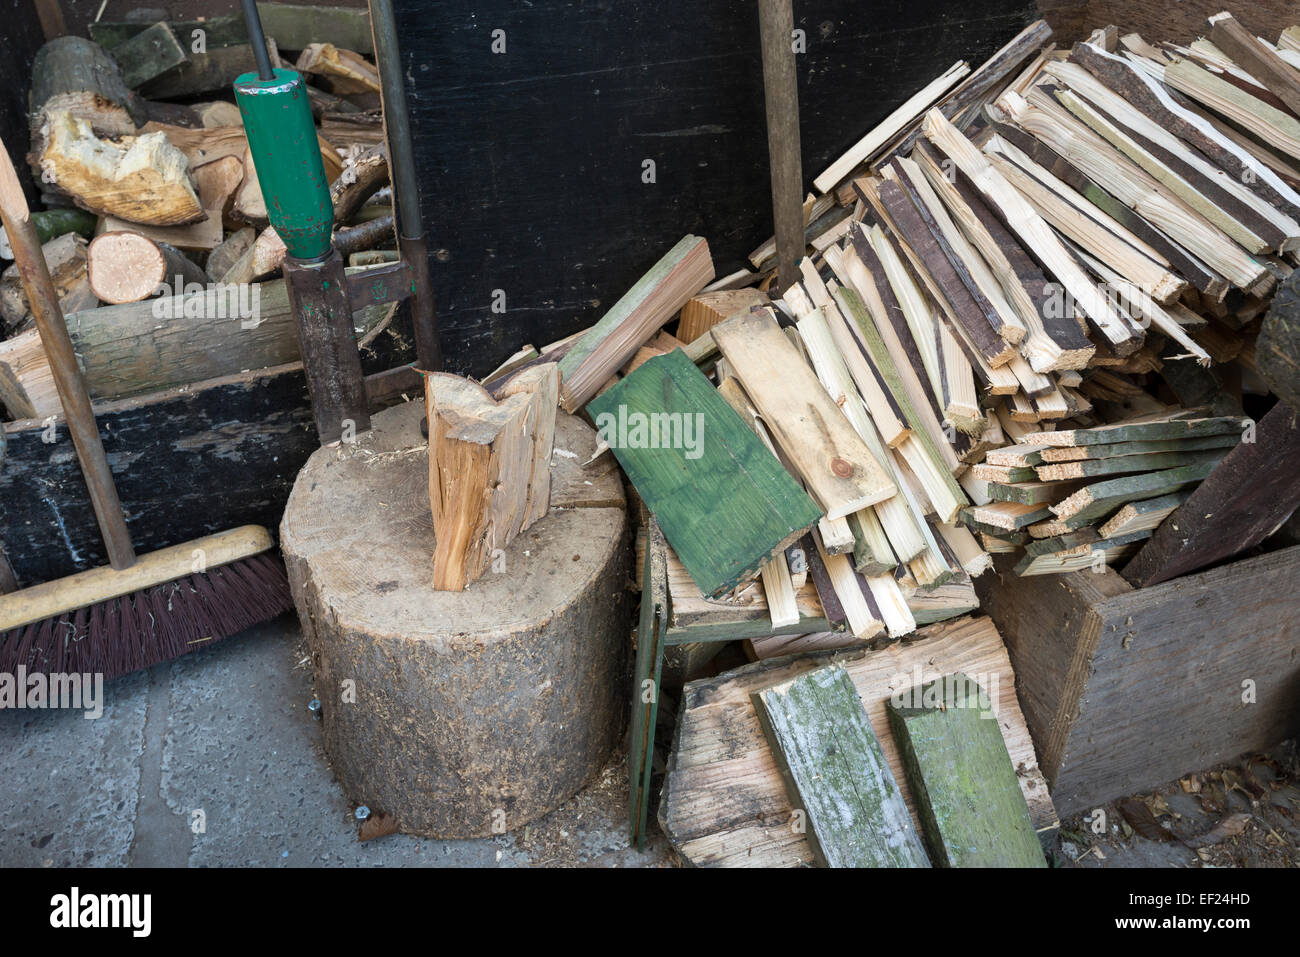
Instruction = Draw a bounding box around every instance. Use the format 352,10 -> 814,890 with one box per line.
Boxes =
813,62 -> 970,193
963,500 -> 1053,530
1038,433 -> 1242,461
1022,415 -> 1249,447
1051,458 -> 1227,527
1098,491 -> 1190,539
1163,57 -> 1300,162
752,664 -> 929,868
986,480 -> 1078,506
587,350 -> 820,597
1124,403 -> 1300,586
1013,531 -> 1150,575
0,365 -> 316,586
658,614 -> 1057,867
1210,12 -> 1300,118
1035,447 -> 1231,482
888,673 -> 1046,867
557,235 -> 713,411
711,308 -> 896,520
110,21 -> 188,89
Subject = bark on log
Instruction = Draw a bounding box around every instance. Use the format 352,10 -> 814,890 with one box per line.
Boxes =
0,232 -> 95,335
29,36 -> 141,155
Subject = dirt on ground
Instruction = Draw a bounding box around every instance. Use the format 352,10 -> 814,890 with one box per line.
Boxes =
1053,741 -> 1300,868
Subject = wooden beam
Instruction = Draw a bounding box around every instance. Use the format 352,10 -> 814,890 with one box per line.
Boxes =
887,673 -> 1046,867
752,664 -> 929,867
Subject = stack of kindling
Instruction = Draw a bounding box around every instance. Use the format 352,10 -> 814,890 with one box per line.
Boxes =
502,13 -> 1300,642
966,413 -> 1248,575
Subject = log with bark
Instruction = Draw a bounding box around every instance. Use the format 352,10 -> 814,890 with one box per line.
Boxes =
87,232 -> 207,304
0,232 -> 96,335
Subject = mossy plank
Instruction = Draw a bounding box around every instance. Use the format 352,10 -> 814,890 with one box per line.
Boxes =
587,350 -> 821,597
752,664 -> 929,868
887,673 -> 1046,867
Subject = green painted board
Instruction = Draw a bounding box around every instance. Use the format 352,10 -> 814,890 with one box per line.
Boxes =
1027,415 -> 1249,447
588,349 -> 822,597
1059,458 -> 1225,529
753,664 -> 929,868
986,480 -> 1077,506
1042,433 -> 1242,461
887,673 -> 1047,867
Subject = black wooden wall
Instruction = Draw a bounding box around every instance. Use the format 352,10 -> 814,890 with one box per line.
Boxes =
391,0 -> 1038,377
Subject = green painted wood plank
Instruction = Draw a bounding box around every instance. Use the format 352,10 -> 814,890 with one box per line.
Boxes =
557,235 -> 703,388
1055,458 -> 1226,529
588,350 -> 822,597
1035,448 -> 1230,481
752,664 -> 929,868
986,480 -> 1079,506
111,22 -> 189,89
1022,415 -> 1250,447
1039,433 -> 1242,462
887,673 -> 1046,867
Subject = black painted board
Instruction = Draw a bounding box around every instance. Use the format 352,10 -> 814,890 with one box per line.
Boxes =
391,0 -> 1037,376
0,0 -> 47,206
0,368 -> 317,587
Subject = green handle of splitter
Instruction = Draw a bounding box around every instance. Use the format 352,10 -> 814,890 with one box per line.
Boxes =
233,67 -> 334,261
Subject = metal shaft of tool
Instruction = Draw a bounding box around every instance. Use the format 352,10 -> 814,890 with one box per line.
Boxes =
240,0 -> 276,80
758,0 -> 805,296
370,0 -> 443,371
0,151 -> 135,570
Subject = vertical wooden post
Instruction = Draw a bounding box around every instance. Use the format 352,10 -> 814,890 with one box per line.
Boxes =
757,0 -> 805,295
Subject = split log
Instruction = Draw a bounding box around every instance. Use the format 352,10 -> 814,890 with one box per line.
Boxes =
319,110 -> 385,150
87,232 -> 207,304
29,36 -> 141,154
0,232 -> 95,336
426,370 -> 558,591
234,150 -> 267,226
295,43 -> 381,95
205,227 -> 256,282
39,112 -> 203,226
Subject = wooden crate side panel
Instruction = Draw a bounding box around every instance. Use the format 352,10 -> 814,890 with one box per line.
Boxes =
1051,546 -> 1300,814
975,557 -> 1131,782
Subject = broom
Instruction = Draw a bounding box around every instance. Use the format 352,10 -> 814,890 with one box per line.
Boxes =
0,142 -> 294,681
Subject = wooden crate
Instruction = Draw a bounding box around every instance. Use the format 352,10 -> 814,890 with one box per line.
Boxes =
976,545 -> 1300,816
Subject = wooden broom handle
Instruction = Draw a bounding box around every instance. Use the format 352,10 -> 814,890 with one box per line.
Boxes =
0,145 -> 136,570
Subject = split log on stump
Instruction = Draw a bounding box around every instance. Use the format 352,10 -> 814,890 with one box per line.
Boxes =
427,366 -> 558,590
39,112 -> 203,226
280,399 -> 629,838
0,232 -> 96,335
87,232 -> 207,303
29,36 -> 142,154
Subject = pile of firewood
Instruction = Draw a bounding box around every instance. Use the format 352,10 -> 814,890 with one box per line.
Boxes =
495,13 -> 1300,650
0,6 -> 396,422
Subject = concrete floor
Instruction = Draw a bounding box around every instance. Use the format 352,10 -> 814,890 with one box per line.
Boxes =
0,614 -> 675,868
3,612 -> 1294,868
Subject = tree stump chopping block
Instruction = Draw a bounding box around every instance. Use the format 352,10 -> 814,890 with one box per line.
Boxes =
280,398 -> 629,838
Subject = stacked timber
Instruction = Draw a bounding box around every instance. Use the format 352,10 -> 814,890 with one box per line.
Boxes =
0,8 -> 396,421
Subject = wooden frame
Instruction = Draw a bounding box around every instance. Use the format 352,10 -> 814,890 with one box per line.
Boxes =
976,546 -> 1300,815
